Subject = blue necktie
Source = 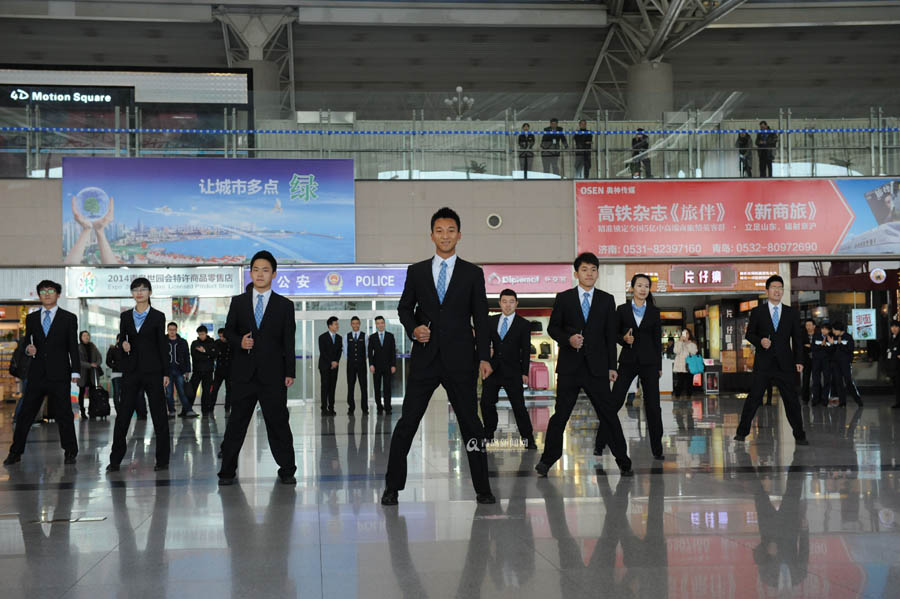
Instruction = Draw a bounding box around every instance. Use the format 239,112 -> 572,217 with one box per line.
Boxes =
436,260 -> 447,303
379,332 -> 384,344
581,292 -> 590,321
499,316 -> 509,340
42,310 -> 51,335
255,295 -> 264,327
772,305 -> 780,331
133,309 -> 148,330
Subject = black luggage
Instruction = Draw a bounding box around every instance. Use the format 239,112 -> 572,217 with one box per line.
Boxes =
89,369 -> 111,419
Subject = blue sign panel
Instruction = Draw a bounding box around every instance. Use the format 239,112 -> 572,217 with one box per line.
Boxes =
245,266 -> 408,297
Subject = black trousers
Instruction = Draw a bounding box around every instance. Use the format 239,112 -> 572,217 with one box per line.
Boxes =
801,363 -> 812,403
218,375 -> 296,479
810,359 -> 831,405
832,361 -> 861,404
111,372 -> 170,466
319,366 -> 339,411
373,368 -> 393,411
519,154 -> 533,179
574,153 -> 591,179
346,362 -> 368,412
385,367 -> 491,495
77,382 -> 93,414
210,370 -> 231,410
10,379 -> 77,455
597,363 -> 662,457
736,368 -> 805,440
542,155 -> 560,175
480,374 -> 533,439
541,370 -> 631,470
892,374 -> 900,406
673,371 -> 694,398
758,150 -> 773,177
188,370 -> 214,411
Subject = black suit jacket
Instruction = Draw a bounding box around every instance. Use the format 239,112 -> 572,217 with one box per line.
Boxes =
548,287 -> 617,377
745,303 -> 803,373
224,291 -> 296,383
368,331 -> 396,371
886,333 -> 900,374
346,331 -> 367,369
811,332 -> 833,362
801,332 -> 814,366
24,307 -> 80,383
398,257 -> 490,375
318,331 -> 343,370
118,307 -> 168,376
487,313 -> 531,379
832,332 -> 855,365
615,301 -> 662,371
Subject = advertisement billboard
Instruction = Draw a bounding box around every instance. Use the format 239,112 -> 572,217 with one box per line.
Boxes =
62,157 -> 355,266
576,178 -> 900,259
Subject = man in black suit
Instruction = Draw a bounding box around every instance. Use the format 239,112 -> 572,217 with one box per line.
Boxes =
318,316 -> 342,416
345,316 -> 368,415
480,288 -> 536,449
535,252 -> 633,477
830,321 -> 863,407
382,207 -> 495,505
109,277 -> 171,472
5,280 -> 81,465
800,318 -> 816,404
368,315 -> 396,414
218,251 -> 297,485
734,275 -> 808,445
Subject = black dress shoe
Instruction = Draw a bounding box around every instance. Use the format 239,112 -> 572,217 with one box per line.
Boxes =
795,438 -> 810,446
620,467 -> 635,477
362,410 -> 369,415
653,454 -> 665,461
64,453 -> 77,465
3,453 -> 21,465
154,464 -> 168,471
376,406 -> 384,414
593,447 -> 604,456
535,461 -> 550,477
217,449 -> 223,458
106,463 -> 120,472
733,435 -> 746,442
328,409 -> 337,416
476,493 -> 496,505
381,489 -> 399,505
218,476 -> 235,486
854,398 -> 863,407
279,474 -> 297,485
524,438 -> 538,450
385,408 -> 392,414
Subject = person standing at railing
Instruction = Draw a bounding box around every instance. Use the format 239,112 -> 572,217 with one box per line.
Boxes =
755,121 -> 778,178
517,123 -> 535,179
631,128 -> 651,178
573,119 -> 593,179
540,118 -> 567,176
736,129 -> 753,177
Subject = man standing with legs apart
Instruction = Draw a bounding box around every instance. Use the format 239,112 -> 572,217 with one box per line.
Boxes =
5,280 -> 81,466
535,252 -> 634,478
318,317 -> 342,416
189,325 -> 218,415
218,251 -> 297,486
109,278 -> 171,472
734,275 -> 808,445
369,316 -> 396,414
480,288 -> 537,449
346,316 -> 369,415
382,207 -> 495,505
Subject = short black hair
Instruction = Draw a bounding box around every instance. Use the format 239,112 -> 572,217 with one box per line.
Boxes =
803,318 -> 816,326
573,252 -> 600,271
36,279 -> 61,295
326,316 -> 338,326
245,282 -> 253,292
350,316 -> 360,323
218,327 -> 225,334
499,288 -> 518,300
250,250 -> 277,272
832,321 -> 845,331
891,319 -> 900,328
130,277 -> 152,291
550,118 -> 559,123
431,206 -> 461,231
196,325 -> 208,333
167,322 -> 178,329
374,315 -> 385,322
765,275 -> 784,289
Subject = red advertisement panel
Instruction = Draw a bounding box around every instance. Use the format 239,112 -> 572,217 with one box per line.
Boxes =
575,180 -> 857,259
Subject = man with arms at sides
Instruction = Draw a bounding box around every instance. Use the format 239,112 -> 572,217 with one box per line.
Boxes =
480,288 -> 537,449
800,318 -> 816,404
108,278 -> 171,472
535,252 -> 634,478
345,316 -> 369,415
5,280 -> 81,466
734,275 -> 808,445
318,316 -> 342,416
188,325 -> 218,415
368,315 -> 397,414
382,207 -> 495,505
218,251 -> 297,485
210,328 -> 232,415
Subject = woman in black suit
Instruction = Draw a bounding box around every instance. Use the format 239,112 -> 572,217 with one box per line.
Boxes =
108,277 -> 171,472
596,273 -> 664,459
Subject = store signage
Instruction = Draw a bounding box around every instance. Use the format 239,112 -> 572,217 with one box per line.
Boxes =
850,308 -> 877,340
481,263 -> 573,295
625,263 -> 778,293
576,179 -> 900,258
247,266 -> 407,297
1,84 -> 133,107
65,266 -> 242,298
660,311 -> 683,320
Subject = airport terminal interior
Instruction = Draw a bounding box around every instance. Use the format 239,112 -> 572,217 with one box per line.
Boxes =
1,1 -> 900,598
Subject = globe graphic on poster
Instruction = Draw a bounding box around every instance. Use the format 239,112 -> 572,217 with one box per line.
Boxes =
75,186 -> 110,221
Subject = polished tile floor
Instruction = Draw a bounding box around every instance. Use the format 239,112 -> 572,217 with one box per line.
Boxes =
1,391 -> 899,599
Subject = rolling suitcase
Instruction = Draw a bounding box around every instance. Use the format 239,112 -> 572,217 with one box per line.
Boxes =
529,362 -> 550,390
89,369 -> 111,419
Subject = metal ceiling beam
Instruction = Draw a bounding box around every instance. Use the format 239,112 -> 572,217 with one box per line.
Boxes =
573,25 -> 619,118
654,0 -> 749,58
644,0 -> 688,59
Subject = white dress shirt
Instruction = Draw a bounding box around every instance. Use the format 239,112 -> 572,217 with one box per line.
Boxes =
253,288 -> 273,316
497,314 -> 515,336
432,254 -> 458,289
